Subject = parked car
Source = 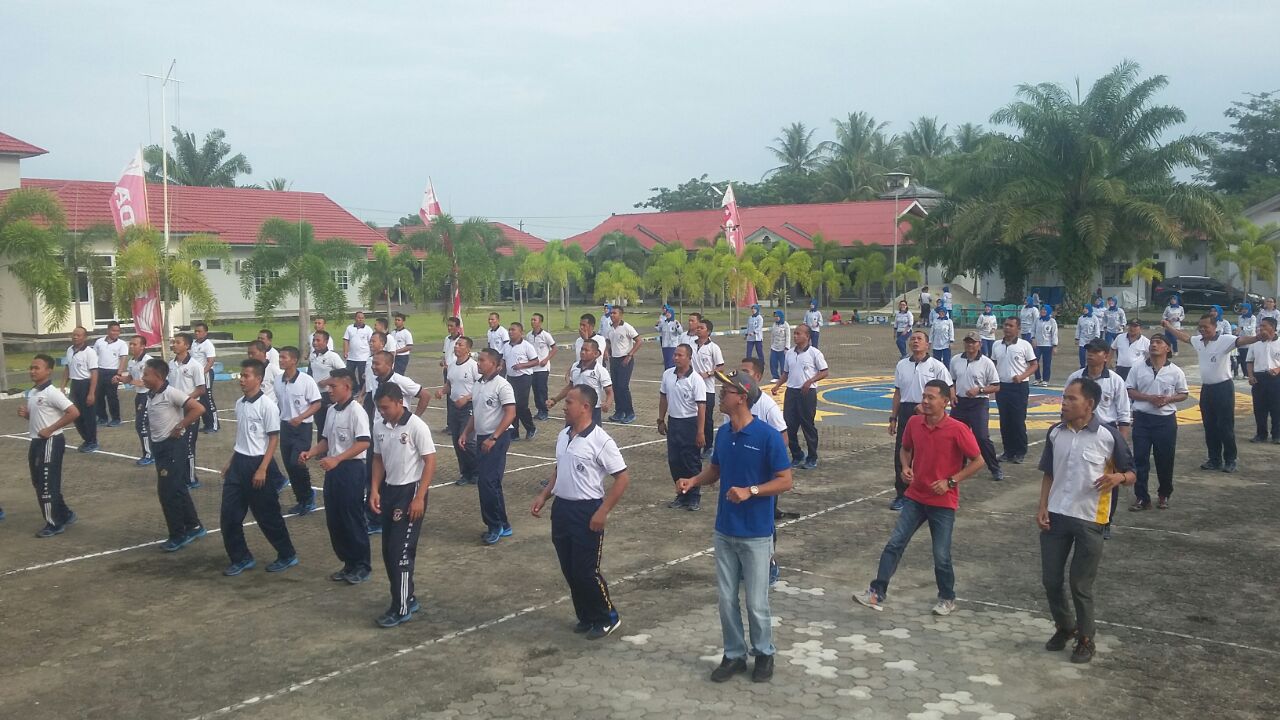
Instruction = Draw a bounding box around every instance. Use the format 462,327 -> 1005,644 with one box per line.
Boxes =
1151,276 -> 1264,312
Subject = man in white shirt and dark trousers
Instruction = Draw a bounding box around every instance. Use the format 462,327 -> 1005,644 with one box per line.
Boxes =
950,332 -> 1003,481
369,382 -> 436,628
93,321 -> 129,426
1246,317 -> 1280,443
889,330 -> 953,509
143,357 -> 207,552
219,358 -> 298,576
773,324 -> 829,471
170,333 -> 207,490
19,354 -> 81,537
462,348 -> 517,545
531,384 -> 631,639
437,336 -> 479,485
118,335 -> 154,466
1067,339 -> 1134,537
744,304 -> 764,363
1037,377 -> 1136,664
993,318 -> 1039,464
529,313 -> 557,420
1126,334 -> 1189,511
548,339 -> 612,426
300,369 -> 373,584
1164,314 -> 1259,473
605,306 -> 642,424
391,312 -> 414,375
1110,319 -> 1150,380
276,347 -> 322,515
62,326 -> 99,453
658,344 -> 707,511
343,311 -> 374,396
486,312 -> 510,354
309,330 -> 346,436
502,322 -> 541,440
693,320 -> 726,458
192,321 -> 219,433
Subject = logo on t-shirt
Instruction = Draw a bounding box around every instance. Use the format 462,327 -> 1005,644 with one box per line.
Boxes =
399,433 -> 409,445
575,461 -> 586,473
485,395 -> 498,408
337,430 -> 349,443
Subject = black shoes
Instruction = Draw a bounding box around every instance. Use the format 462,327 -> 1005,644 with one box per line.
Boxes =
1200,460 -> 1222,471
752,654 -> 774,683
1222,461 -> 1238,474
710,656 -> 748,683
1045,626 -> 1078,651
1070,636 -> 1096,664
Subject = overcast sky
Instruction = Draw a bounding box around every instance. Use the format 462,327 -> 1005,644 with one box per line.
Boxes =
3,1 -> 1276,238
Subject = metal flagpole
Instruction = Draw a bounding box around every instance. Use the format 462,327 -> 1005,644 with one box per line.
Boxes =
142,60 -> 180,357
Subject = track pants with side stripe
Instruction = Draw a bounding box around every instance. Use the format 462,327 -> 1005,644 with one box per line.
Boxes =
185,423 -> 200,488
551,497 -> 617,628
200,369 -> 219,431
134,393 -> 152,459
152,437 -> 202,540
29,435 -> 72,527
381,482 -> 424,617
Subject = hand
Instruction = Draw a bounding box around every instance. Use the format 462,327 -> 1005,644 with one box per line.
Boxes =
17,403 -> 28,419
726,486 -> 752,504
368,492 -> 381,515
459,434 -> 469,450
602,402 -> 611,414
589,507 -> 608,532
530,493 -> 548,518
320,456 -> 339,471
656,418 -> 666,436
966,386 -> 979,398
170,424 -> 185,439
481,437 -> 496,454
1249,376 -> 1258,386
930,479 -> 949,495
455,397 -> 469,409
221,462 -> 230,478
38,427 -> 53,440
695,432 -> 705,449
622,356 -> 632,366
1036,508 -> 1051,531
675,477 -> 697,495
435,388 -> 446,399
1092,472 -> 1124,492
298,450 -> 313,463
901,466 -> 914,483
290,417 -> 303,428
545,399 -> 557,410
1270,367 -> 1280,376
888,418 -> 897,436
409,495 -> 426,522
252,468 -> 267,489
86,393 -> 95,406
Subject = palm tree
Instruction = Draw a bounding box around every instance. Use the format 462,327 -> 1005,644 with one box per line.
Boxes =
644,244 -> 687,307
265,177 -> 292,191
758,242 -> 812,318
144,127 -> 253,187
593,230 -> 648,276
594,261 -> 642,306
114,226 -> 231,351
0,189 -> 73,389
239,218 -> 364,348
59,223 -> 116,328
1216,219 -> 1280,295
951,60 -> 1226,309
850,252 -> 888,308
820,112 -> 903,201
765,122 -> 823,177
889,257 -> 924,301
1122,257 -> 1164,306
903,116 -> 956,184
402,214 -> 510,311
808,234 -> 845,304
951,122 -> 988,154
350,242 -> 414,319
810,260 -> 850,310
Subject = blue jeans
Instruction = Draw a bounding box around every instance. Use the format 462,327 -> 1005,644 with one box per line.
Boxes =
769,349 -> 787,379
746,340 -> 764,363
1035,345 -> 1054,382
895,333 -> 908,358
981,338 -> 994,357
661,346 -> 675,370
932,347 -> 951,367
714,531 -> 775,659
870,498 -> 956,601
1165,330 -> 1179,354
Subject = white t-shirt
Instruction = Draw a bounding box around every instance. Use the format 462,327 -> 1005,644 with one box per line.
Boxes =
656,318 -> 683,348
659,367 -> 707,419
442,334 -> 461,363
309,350 -> 346,385
322,398 -> 371,460
1033,317 -> 1059,347
1019,307 -> 1039,333
190,337 -> 217,372
992,338 -> 1037,383
260,361 -> 283,400
528,329 -> 556,373
1111,334 -> 1150,369
168,355 -> 205,395
472,374 -> 516,435
894,355 -> 952,403
784,345 -> 829,389
373,411 -> 436,486
126,353 -> 151,395
368,372 -> 422,411
1066,367 -> 1132,426
146,384 -> 194,442
976,314 -> 998,341
1126,361 -> 1189,417
487,325 -> 510,352
1038,419 -> 1134,525
605,321 -> 640,358
574,333 -> 609,362
930,318 -> 954,350
65,346 -> 95,381
503,339 -> 539,378
26,382 -> 73,438
692,339 -> 725,381
769,322 -> 792,352
1162,305 -> 1185,329
751,392 -> 787,432
276,370 -> 322,424
803,309 -> 823,332
570,361 -> 612,408
344,324 -> 374,361
446,357 -> 479,402
950,354 -> 997,399
391,328 -> 414,355
1247,339 -> 1280,373
233,391 -> 280,456
1191,334 -> 1239,385
745,314 -> 764,342
264,346 -> 280,367
93,337 -> 129,371
552,424 -> 627,501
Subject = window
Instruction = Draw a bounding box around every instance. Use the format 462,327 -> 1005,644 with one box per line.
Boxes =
205,258 -> 222,270
332,269 -> 349,290
254,270 -> 280,293
1101,262 -> 1131,286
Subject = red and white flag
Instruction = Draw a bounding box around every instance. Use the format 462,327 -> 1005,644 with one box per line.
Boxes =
419,179 -> 462,324
110,149 -> 162,347
722,184 -> 758,307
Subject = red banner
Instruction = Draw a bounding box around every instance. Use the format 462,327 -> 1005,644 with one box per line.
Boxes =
111,150 -> 162,347
419,179 -> 462,329
722,184 -> 758,307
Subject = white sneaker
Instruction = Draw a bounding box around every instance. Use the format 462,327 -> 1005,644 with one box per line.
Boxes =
853,587 -> 884,612
932,599 -> 956,616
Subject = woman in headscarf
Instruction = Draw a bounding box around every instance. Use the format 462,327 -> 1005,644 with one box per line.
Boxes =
1235,303 -> 1257,378
1020,296 -> 1040,344
976,302 -> 998,357
1103,297 -> 1126,345
1033,303 -> 1059,386
894,299 -> 913,359
941,285 -> 953,314
1162,295 -> 1185,356
1210,304 -> 1233,338
1075,303 -> 1100,368
655,305 -> 682,370
930,305 -> 955,366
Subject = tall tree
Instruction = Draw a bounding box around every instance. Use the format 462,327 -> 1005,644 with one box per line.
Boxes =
902,116 -> 956,184
1202,91 -> 1280,199
643,244 -> 687,307
144,127 -> 253,187
807,234 -> 845,304
593,261 -> 642,306
757,242 -> 812,318
402,214 -> 509,311
265,177 -> 293,191
239,218 -> 364,348
820,112 -> 902,200
350,242 -> 415,318
950,61 -> 1225,309
0,189 -> 73,385
1216,218 -> 1280,295
766,122 -> 824,177
951,122 -> 989,154
113,226 -> 231,349
849,251 -> 888,308
592,230 -> 648,276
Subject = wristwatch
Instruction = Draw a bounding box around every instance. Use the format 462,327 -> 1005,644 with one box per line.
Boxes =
946,478 -> 957,489
749,485 -> 760,496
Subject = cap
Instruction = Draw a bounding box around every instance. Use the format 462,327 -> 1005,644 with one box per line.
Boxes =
1127,318 -> 1142,327
715,369 -> 762,405
962,331 -> 981,343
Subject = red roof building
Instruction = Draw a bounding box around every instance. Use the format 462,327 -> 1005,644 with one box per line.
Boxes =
0,131 -> 48,158
565,199 -> 927,254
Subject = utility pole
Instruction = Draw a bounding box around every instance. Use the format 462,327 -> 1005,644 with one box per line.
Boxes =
142,60 -> 181,358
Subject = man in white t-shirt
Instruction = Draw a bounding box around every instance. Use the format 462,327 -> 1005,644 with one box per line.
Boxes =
605,306 -> 642,424
191,321 -> 220,433
437,336 -> 479,485
486,312 -> 510,354
1110,319 -> 1150,380
391,312 -> 414,376
144,356 -> 207,551
771,324 -> 829,471
549,338 -> 613,426
311,315 -> 336,354
19,354 -> 82,537
461,348 -> 517,545
117,335 -> 154,465
744,304 -> 765,364
803,300 -> 824,348
693,319 -> 726,456
888,329 -> 953,507
529,313 -> 557,421
93,321 -> 129,426
170,333 -> 208,490
768,310 -> 792,381
61,326 -> 99,452
570,313 -> 609,383
1246,316 -> 1280,444
950,332 -> 1003,482
343,311 -> 374,395
658,344 -> 707,510
992,317 -> 1039,464
309,330 -> 347,436
276,346 -> 323,516
1164,313 -> 1259,473
1126,333 -> 1188,511
503,322 -> 541,441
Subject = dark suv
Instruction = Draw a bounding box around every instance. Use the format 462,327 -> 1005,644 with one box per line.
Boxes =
1151,276 -> 1264,312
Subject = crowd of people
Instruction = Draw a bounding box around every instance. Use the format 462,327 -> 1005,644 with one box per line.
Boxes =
7,292 -> 1280,678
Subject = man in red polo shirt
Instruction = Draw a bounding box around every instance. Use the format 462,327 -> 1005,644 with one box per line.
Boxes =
854,378 -> 984,615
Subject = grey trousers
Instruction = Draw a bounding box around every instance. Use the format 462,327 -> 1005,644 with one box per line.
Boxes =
1040,512 -> 1105,638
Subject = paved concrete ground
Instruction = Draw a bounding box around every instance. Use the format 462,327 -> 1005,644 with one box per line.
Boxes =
0,324 -> 1275,720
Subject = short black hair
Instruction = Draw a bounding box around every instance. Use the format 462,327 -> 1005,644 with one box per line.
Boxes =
581,339 -> 600,353
510,321 -> 524,331
924,379 -> 951,397
1068,377 -> 1102,409
579,313 -> 596,326
175,332 -> 193,347
393,312 -> 406,320
741,357 -> 764,376
457,335 -> 474,350
107,321 -> 121,330
702,319 -> 715,333
447,316 -> 460,327
1263,317 -> 1278,329
572,383 -> 599,408
258,328 -> 273,340
371,331 -> 388,345
375,317 -> 389,327
329,368 -> 353,387
532,312 -> 544,322
1006,316 -> 1021,327
240,358 -> 265,379
374,381 -> 405,403
279,346 -> 300,362
32,353 -> 54,370
193,321 -> 208,331
145,357 -> 169,377
479,348 -> 501,364
314,329 -> 330,342
249,340 -> 268,354
373,350 -> 394,365
675,343 -> 693,357
1085,338 -> 1110,354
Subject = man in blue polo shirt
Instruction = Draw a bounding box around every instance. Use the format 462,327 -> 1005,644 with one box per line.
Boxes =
677,370 -> 793,684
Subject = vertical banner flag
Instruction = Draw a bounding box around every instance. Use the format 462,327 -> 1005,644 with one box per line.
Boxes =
722,184 -> 758,307
419,179 -> 462,325
111,149 -> 162,347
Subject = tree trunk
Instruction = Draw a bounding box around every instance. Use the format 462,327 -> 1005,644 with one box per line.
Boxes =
545,281 -> 551,317
0,330 -> 8,393
297,277 -> 310,351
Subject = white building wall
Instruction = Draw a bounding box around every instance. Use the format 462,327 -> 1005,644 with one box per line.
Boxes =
0,157 -> 20,191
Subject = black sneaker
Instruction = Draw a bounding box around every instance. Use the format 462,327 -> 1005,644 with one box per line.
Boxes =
1250,435 -> 1267,443
573,620 -> 592,634
344,567 -> 372,585
1045,626 -> 1077,651
330,566 -> 353,582
1200,460 -> 1222,471
667,496 -> 686,509
685,501 -> 701,512
1222,461 -> 1238,473
586,618 -> 621,640
1070,635 -> 1096,663
710,656 -> 748,683
752,654 -> 774,683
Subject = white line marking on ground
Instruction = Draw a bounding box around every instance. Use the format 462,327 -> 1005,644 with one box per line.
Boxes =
0,434 -> 223,474
188,485 -> 895,719
507,451 -> 556,461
